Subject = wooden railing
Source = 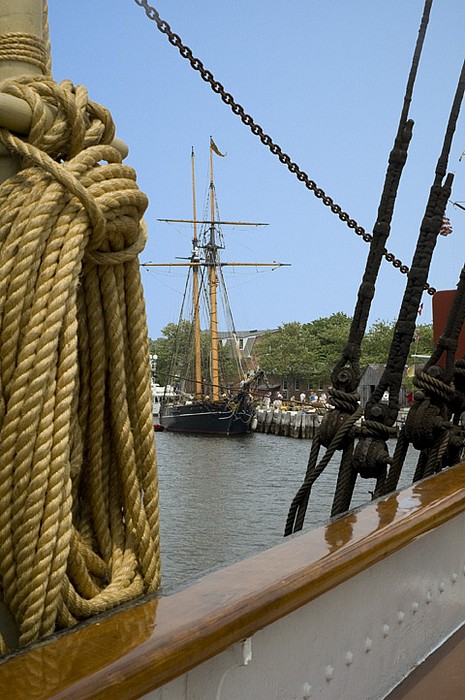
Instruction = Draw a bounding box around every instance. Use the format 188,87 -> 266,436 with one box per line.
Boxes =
2,462 -> 465,699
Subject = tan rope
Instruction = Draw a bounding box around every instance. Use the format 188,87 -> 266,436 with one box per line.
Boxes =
0,32 -> 48,74
0,72 -> 161,652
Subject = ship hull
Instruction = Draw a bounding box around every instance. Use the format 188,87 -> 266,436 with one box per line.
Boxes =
160,400 -> 254,436
5,462 -> 465,698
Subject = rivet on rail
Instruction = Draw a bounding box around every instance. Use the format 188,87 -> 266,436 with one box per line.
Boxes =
325,665 -> 334,681
302,681 -> 312,699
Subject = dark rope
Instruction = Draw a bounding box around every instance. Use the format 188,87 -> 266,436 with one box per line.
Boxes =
381,428 -> 410,494
359,59 -> 465,496
285,0 -> 434,532
330,444 -> 358,517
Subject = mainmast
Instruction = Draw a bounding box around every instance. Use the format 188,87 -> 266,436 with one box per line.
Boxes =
191,148 -> 202,400
208,140 -> 220,401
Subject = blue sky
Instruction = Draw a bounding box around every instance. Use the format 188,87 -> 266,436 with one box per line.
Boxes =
48,1 -> 465,339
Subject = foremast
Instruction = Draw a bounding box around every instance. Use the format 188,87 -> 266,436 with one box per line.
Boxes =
191,148 -> 202,400
208,139 -> 220,400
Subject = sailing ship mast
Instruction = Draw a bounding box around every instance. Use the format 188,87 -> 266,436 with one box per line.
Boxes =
208,140 -> 220,400
143,139 -> 289,401
191,148 -> 202,400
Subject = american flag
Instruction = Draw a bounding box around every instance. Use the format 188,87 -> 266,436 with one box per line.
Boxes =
439,216 -> 453,236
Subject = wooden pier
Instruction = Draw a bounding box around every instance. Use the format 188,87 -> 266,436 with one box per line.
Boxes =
253,406 -> 408,439
253,408 -> 323,439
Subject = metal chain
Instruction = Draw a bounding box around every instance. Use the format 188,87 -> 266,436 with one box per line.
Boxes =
133,0 -> 436,295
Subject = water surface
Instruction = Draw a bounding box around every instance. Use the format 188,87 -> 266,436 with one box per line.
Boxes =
155,432 -> 416,591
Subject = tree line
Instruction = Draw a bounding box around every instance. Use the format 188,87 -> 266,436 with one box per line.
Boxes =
150,313 -> 434,389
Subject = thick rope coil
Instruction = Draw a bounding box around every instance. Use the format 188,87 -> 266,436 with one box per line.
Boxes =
0,74 -> 160,653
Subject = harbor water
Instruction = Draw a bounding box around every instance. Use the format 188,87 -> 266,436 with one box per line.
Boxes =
155,432 -> 417,592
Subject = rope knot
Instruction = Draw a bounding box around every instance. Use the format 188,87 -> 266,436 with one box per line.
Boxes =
0,77 -> 148,258
404,393 -> 449,450
327,386 -> 360,413
352,436 -> 391,480
318,391 -> 358,447
0,75 -> 115,160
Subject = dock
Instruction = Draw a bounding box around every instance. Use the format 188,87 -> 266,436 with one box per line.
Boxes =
253,405 -> 409,439
253,407 -> 323,438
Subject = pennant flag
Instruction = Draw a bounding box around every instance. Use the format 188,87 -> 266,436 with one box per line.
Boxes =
417,303 -> 423,316
439,216 -> 453,236
210,137 -> 226,157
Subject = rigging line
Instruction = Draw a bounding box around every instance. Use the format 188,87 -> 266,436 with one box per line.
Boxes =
217,264 -> 245,378
133,0 -> 436,295
358,60 -> 465,498
169,265 -> 193,382
343,0 -> 433,365
285,0 -> 435,533
449,200 -> 465,211
373,58 -> 465,415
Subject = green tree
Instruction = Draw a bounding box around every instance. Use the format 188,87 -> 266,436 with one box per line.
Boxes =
304,312 -> 352,382
151,315 -> 435,391
407,323 -> 434,362
151,321 -> 237,389
255,314 -> 352,387
360,319 -> 395,365
151,321 -> 192,385
360,320 -> 434,367
254,322 -> 318,381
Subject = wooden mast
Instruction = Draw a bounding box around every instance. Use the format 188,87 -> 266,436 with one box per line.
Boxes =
0,0 -> 43,183
208,140 -> 220,401
191,148 -> 203,400
0,0 -> 44,649
143,143 -> 290,398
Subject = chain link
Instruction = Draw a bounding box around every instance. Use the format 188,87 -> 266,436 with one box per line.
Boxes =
133,0 -> 436,295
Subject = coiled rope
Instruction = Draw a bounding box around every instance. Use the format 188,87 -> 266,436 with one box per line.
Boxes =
0,24 -> 160,654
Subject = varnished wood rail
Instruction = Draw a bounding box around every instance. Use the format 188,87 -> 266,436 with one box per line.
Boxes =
2,462 -> 465,699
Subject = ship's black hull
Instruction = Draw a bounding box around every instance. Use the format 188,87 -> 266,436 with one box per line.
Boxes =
160,399 -> 254,436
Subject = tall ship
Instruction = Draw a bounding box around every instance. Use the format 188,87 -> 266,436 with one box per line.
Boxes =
2,2 -> 465,700
147,140 -> 283,436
